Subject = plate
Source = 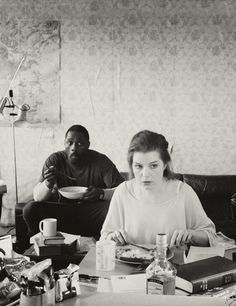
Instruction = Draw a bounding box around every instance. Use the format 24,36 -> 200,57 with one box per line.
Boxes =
116,245 -> 173,265
116,258 -> 148,265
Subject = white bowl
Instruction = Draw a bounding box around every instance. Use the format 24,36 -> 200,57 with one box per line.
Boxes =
58,186 -> 88,199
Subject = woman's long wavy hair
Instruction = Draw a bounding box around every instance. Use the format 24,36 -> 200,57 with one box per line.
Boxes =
127,130 -> 174,180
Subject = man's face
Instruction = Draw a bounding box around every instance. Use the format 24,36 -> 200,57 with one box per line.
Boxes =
64,131 -> 90,164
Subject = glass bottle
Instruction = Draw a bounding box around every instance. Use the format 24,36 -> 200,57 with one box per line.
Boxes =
146,233 -> 176,295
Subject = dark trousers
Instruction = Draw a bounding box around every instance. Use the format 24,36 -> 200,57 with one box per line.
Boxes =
23,200 -> 110,240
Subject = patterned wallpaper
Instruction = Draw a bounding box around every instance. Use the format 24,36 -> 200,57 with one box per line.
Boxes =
0,20 -> 60,124
0,0 -> 236,225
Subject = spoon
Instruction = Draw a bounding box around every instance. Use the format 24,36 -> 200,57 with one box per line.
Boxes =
46,166 -> 77,181
55,170 -> 77,181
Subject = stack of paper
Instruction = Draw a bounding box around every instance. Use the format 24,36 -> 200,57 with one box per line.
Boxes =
96,274 -> 146,293
186,246 -> 225,263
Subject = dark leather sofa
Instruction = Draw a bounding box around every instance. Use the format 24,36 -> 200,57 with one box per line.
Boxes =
15,173 -> 236,251
176,174 -> 236,239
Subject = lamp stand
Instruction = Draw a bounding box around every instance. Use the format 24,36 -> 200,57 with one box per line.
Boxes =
11,120 -> 18,206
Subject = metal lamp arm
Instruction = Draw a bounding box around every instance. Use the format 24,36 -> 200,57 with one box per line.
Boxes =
0,97 -> 8,114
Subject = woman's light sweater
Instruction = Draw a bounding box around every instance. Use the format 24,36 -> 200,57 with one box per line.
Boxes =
101,179 -> 217,246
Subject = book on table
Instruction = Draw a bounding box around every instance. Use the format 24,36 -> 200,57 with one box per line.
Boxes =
176,256 -> 236,294
42,232 -> 65,245
30,232 -> 79,246
192,282 -> 236,298
30,232 -> 79,256
33,236 -> 62,256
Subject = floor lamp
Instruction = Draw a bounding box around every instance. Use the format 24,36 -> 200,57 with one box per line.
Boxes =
0,92 -> 30,206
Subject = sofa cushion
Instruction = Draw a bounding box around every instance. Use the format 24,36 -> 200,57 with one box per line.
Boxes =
183,174 -> 236,198
182,174 -> 236,239
230,193 -> 236,220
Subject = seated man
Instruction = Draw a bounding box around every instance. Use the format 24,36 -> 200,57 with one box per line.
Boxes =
23,124 -> 124,241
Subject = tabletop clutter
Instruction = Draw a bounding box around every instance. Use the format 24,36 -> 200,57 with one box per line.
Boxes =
1,218 -> 236,305
0,218 -> 82,305
0,235 -> 117,306
0,239 -> 81,305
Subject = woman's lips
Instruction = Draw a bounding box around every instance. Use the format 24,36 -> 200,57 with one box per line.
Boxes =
142,181 -> 152,185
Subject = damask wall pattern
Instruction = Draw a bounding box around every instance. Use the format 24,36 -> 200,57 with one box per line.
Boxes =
0,0 -> 236,224
0,20 -> 60,124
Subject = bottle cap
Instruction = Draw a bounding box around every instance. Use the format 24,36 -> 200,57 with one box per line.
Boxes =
156,233 -> 167,246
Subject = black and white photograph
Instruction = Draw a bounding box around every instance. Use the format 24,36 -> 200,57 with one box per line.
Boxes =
0,0 -> 236,305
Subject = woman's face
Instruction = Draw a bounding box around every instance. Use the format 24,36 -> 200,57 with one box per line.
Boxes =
132,150 -> 166,189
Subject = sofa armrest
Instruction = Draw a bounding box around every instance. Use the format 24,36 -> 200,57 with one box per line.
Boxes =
15,201 -> 31,247
230,193 -> 236,220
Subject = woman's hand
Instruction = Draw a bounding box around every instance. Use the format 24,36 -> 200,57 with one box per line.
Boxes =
170,229 -> 194,248
102,229 -> 128,245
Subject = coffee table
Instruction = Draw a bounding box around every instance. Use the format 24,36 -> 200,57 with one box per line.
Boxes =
56,247 -> 226,306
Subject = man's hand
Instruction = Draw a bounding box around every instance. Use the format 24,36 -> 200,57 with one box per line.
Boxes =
82,186 -> 104,201
44,166 -> 57,189
102,229 -> 128,246
170,229 -> 193,248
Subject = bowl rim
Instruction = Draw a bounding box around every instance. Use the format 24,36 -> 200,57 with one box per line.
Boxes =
59,186 -> 88,193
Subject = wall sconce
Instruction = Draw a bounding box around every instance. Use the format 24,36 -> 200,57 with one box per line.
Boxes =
0,90 -> 30,205
0,90 -> 30,126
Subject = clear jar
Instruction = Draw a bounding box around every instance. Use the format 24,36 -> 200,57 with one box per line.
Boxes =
96,240 -> 116,271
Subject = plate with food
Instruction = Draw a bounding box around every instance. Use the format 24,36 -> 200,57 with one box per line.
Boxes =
116,245 -> 173,265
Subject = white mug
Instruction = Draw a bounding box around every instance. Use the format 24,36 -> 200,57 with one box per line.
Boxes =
39,218 -> 57,237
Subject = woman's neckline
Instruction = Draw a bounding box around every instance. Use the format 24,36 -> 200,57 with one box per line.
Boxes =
127,179 -> 181,205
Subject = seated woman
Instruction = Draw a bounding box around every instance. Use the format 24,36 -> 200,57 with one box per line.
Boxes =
101,130 -> 217,248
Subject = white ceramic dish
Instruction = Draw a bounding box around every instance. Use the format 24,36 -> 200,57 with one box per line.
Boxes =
115,245 -> 173,264
58,186 -> 88,199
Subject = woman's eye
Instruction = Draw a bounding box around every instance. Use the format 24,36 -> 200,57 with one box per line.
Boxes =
150,164 -> 158,169
134,164 -> 142,170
